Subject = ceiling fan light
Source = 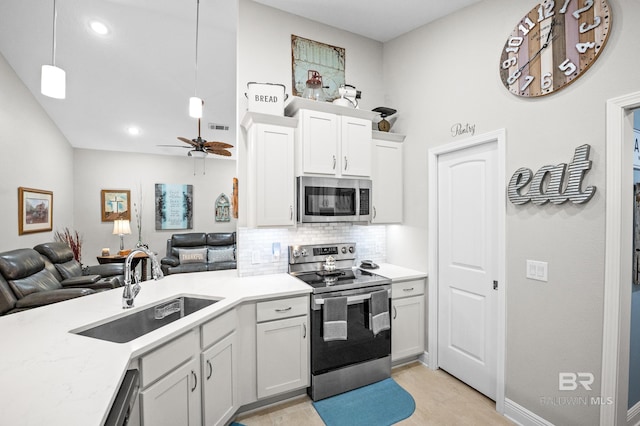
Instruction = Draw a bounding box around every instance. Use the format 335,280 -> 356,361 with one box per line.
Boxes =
189,149 -> 207,158
41,65 -> 66,99
189,96 -> 203,118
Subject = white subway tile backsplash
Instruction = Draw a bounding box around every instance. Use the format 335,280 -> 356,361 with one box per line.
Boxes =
237,224 -> 387,276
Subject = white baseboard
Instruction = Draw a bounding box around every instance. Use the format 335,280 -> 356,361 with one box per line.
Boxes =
503,398 -> 554,426
628,400 -> 640,425
418,351 -> 429,367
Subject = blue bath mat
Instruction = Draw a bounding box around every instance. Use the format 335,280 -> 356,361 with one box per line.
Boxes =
312,378 -> 416,426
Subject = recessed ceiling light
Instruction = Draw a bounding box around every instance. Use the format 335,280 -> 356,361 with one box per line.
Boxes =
89,20 -> 109,35
127,126 -> 140,136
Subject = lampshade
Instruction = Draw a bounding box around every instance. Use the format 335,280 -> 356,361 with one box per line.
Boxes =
41,65 -> 66,99
188,149 -> 207,158
112,219 -> 131,236
189,96 -> 203,118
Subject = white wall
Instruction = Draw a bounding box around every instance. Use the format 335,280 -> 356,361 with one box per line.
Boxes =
384,0 -> 640,424
235,0 -> 388,266
73,149 -> 236,262
0,53 -> 74,252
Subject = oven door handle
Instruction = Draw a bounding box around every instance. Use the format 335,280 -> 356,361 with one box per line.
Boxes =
315,289 -> 390,305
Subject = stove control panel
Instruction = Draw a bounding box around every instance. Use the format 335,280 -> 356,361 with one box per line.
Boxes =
288,243 -> 356,264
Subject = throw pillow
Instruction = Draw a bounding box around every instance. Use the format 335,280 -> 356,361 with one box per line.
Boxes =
208,247 -> 235,263
178,248 -> 207,264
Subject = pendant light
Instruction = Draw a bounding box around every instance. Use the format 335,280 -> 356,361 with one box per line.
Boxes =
41,0 -> 66,99
189,0 -> 203,118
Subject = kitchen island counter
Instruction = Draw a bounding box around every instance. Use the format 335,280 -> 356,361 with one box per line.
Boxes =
0,270 -> 311,426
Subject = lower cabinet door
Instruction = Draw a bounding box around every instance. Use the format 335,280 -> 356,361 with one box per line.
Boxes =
256,315 -> 309,398
202,333 -> 236,426
140,358 -> 201,426
392,295 -> 425,361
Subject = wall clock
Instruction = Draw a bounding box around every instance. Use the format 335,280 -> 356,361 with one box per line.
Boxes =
499,0 -> 611,97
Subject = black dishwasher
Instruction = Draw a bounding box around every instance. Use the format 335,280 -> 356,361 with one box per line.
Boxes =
104,369 -> 139,426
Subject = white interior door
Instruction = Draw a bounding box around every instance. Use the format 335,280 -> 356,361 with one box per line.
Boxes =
436,141 -> 498,400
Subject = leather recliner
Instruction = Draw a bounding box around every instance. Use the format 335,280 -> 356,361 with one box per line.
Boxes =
34,242 -> 124,288
0,248 -> 96,315
160,232 -> 236,275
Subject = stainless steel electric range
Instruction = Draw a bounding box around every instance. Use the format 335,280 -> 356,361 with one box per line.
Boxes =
288,243 -> 392,401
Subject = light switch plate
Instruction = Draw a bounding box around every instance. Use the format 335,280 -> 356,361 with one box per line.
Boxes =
526,260 -> 548,282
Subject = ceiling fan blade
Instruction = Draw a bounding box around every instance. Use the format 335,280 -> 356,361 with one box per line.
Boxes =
158,144 -> 190,148
203,141 -> 233,149
177,137 -> 198,147
205,148 -> 232,157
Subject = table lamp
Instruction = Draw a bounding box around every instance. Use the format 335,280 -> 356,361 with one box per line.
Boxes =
113,219 -> 131,255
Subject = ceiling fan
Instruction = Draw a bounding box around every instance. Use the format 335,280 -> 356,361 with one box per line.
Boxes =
160,117 -> 233,157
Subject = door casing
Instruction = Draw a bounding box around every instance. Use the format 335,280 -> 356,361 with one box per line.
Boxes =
601,91 -> 640,426
428,129 -> 506,413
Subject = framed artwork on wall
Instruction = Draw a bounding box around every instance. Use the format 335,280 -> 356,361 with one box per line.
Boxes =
18,187 -> 53,235
155,184 -> 193,230
291,34 -> 345,101
215,193 -> 230,222
101,189 -> 131,222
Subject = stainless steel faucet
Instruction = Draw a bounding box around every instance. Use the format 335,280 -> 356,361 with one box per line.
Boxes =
122,247 -> 164,309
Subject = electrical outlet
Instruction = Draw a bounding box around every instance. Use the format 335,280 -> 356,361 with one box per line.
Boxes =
272,242 -> 281,262
526,260 -> 548,282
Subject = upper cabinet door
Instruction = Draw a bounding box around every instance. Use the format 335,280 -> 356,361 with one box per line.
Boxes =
372,139 -> 403,223
300,110 -> 339,175
341,116 -> 372,177
255,124 -> 295,227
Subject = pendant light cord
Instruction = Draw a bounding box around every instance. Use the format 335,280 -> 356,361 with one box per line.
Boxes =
194,0 -> 200,97
51,0 -> 58,66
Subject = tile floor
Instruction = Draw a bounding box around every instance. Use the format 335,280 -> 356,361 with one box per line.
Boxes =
235,362 -> 514,425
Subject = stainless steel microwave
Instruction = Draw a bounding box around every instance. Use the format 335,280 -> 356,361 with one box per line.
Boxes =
297,176 -> 371,223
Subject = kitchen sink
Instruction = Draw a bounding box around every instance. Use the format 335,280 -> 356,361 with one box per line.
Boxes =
73,296 -> 218,343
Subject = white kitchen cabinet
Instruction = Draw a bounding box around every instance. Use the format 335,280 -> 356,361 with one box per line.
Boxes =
140,356 -> 201,426
372,133 -> 405,224
391,279 -> 426,362
256,297 -> 309,398
242,113 -> 297,227
201,333 -> 236,426
293,107 -> 374,178
341,116 -> 372,177
299,109 -> 339,175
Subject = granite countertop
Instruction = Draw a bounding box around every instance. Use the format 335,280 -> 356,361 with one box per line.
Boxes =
0,270 -> 311,426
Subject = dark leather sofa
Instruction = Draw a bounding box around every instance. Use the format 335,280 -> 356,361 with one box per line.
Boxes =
0,249 -> 93,315
34,242 -> 124,288
0,244 -> 124,315
161,232 -> 236,275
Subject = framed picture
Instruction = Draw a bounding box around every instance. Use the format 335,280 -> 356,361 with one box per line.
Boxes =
101,189 -> 131,222
155,184 -> 193,230
18,187 -> 53,235
291,35 -> 345,101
